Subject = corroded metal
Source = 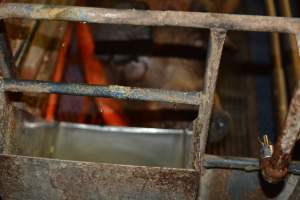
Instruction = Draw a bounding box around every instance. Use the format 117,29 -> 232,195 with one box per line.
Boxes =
0,93 -> 19,154
1,1 -> 300,199
261,83 -> 300,183
0,154 -> 199,200
0,3 -> 299,33
0,78 -> 201,105
194,29 -> 226,169
193,29 -> 226,199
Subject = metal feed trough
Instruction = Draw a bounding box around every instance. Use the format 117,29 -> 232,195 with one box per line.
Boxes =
1,3 -> 300,199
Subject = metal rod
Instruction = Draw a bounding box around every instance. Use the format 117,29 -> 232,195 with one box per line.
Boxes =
278,0 -> 300,96
0,78 -> 201,105
193,29 -> 226,199
204,154 -> 300,175
261,83 -> 300,183
194,29 -> 226,169
265,0 -> 288,131
0,3 -> 299,34
14,20 -> 41,68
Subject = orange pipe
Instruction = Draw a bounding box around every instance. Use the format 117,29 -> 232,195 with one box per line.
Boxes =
45,25 -> 73,121
76,23 -> 128,126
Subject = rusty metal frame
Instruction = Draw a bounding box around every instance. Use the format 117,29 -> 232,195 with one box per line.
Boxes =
0,3 -> 300,33
1,2 -> 300,199
0,78 -> 201,105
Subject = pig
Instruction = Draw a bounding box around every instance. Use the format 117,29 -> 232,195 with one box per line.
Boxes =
91,0 -> 234,143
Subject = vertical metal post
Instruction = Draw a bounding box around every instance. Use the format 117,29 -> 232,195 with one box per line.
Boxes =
0,20 -> 17,154
193,29 -> 226,197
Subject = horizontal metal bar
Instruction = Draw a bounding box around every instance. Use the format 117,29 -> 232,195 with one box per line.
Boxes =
0,154 -> 198,200
0,79 -> 201,105
204,154 -> 300,175
0,3 -> 300,34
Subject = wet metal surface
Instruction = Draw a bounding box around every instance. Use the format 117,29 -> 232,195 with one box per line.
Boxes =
0,154 -> 199,200
0,78 -> 201,105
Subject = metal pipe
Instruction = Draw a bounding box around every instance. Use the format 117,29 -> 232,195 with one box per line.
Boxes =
0,78 -> 201,105
265,0 -> 288,131
278,0 -> 300,90
261,83 -> 300,183
0,3 -> 299,34
204,154 -> 300,175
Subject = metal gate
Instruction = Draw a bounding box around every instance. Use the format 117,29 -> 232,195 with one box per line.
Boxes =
1,3 -> 300,199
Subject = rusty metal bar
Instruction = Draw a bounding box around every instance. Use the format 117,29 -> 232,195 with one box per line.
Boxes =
0,78 -> 201,105
0,3 -> 300,34
193,29 -> 226,199
204,155 -> 300,174
265,0 -> 288,131
261,83 -> 300,183
0,154 -> 199,200
194,29 -> 226,169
